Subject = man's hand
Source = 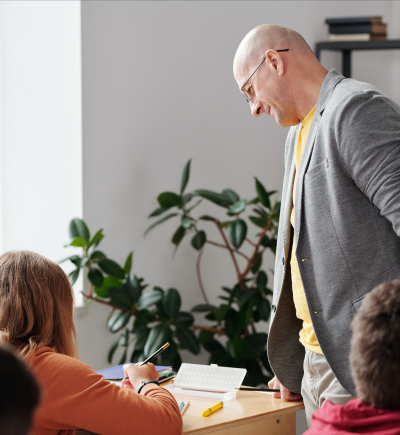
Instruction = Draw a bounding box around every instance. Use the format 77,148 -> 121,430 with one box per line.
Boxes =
121,363 -> 160,391
268,376 -> 302,401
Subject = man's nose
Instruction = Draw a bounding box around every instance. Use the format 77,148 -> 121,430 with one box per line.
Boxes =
251,100 -> 263,117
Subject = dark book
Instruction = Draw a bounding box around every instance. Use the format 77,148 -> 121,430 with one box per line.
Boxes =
325,16 -> 382,25
329,23 -> 387,35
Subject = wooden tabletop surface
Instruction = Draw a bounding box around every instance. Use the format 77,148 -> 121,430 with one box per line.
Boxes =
76,390 -> 304,435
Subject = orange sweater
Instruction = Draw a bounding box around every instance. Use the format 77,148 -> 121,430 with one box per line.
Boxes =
28,347 -> 182,435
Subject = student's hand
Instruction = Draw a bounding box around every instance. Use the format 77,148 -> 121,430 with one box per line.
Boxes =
122,363 -> 160,392
268,376 -> 302,401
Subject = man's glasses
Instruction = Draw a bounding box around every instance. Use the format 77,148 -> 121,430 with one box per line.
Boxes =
240,49 -> 289,103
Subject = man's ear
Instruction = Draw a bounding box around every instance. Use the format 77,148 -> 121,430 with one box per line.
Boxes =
265,49 -> 285,76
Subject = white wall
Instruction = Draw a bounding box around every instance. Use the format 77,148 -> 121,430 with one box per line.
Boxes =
78,2 -> 400,432
0,0 -> 83,300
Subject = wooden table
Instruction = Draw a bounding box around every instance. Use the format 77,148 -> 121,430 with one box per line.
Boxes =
76,391 -> 304,435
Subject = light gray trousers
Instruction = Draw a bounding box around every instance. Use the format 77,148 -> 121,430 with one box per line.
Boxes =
301,348 -> 355,427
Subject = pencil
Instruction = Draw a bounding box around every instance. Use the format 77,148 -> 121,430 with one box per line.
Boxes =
239,387 -> 280,392
123,342 -> 170,380
180,401 -> 190,416
139,342 -> 170,366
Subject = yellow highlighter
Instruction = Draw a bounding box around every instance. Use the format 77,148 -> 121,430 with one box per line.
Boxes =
202,401 -> 223,417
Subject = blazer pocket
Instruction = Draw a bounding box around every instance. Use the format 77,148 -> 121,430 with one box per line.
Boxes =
305,158 -> 329,184
351,294 -> 365,313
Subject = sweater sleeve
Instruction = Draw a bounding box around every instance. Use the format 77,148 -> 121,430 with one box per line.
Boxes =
29,348 -> 182,435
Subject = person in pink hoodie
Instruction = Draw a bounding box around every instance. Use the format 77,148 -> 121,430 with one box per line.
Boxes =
305,279 -> 400,434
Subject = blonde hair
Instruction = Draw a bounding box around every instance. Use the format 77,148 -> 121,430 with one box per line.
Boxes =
0,251 -> 78,359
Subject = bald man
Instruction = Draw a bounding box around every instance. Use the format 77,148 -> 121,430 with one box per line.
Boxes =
234,25 -> 400,425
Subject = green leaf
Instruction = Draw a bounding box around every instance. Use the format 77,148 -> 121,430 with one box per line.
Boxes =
198,215 -> 216,222
98,258 -> 125,279
137,289 -> 163,310
124,252 -> 133,275
192,303 -> 217,312
191,231 -> 206,250
251,252 -> 263,274
94,276 -> 122,298
192,189 -> 232,208
257,271 -> 268,290
247,197 -> 260,205
181,217 -> 194,230
175,324 -> 200,354
182,193 -> 193,205
69,256 -> 82,268
145,213 -> 178,236
69,218 -> 90,242
249,216 -> 268,229
144,324 -> 173,358
202,338 -> 226,355
163,288 -> 181,318
118,348 -> 128,365
69,237 -> 87,248
68,269 -> 80,285
109,286 -> 134,310
257,298 -> 271,321
254,177 -> 270,209
126,275 -> 146,303
237,290 -> 258,309
180,159 -> 191,194
218,221 -> 231,229
245,333 -> 268,358
108,310 -> 131,333
59,255 -> 81,264
132,326 -> 150,350
108,336 -> 120,364
215,304 -> 230,322
89,250 -> 107,262
172,226 -> 186,246
222,189 -> 240,203
157,192 -> 182,208
149,207 -> 168,218
173,311 -> 194,326
238,299 -> 257,332
198,330 -> 214,344
227,337 -> 247,358
88,229 -> 104,249
229,199 -> 247,215
119,329 -> 130,347
88,268 -> 104,288
227,219 -> 247,249
186,199 -> 202,213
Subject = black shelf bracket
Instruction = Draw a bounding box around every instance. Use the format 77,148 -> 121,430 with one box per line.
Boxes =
315,39 -> 400,78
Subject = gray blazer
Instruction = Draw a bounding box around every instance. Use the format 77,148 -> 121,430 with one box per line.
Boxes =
267,69 -> 400,396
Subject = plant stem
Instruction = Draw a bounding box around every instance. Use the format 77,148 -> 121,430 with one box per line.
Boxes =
196,248 -> 210,305
81,291 -> 117,309
191,324 -> 224,336
206,240 -> 250,261
240,219 -> 272,281
246,238 -> 257,247
214,222 -> 243,288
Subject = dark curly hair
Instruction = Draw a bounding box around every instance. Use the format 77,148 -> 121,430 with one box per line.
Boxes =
350,278 -> 400,409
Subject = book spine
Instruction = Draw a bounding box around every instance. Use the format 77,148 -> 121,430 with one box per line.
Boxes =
329,23 -> 373,34
325,16 -> 381,25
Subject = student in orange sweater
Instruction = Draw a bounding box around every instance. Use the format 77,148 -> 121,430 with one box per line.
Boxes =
0,251 -> 182,435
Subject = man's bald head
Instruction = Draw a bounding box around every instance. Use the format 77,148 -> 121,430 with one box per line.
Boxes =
233,24 -> 328,127
234,24 -> 314,81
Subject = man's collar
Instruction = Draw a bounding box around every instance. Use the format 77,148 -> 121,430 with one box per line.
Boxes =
315,69 -> 345,115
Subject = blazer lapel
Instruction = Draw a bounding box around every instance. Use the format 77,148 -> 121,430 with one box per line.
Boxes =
293,69 -> 345,248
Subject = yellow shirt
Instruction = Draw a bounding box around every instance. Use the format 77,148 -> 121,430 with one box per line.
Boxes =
290,106 -> 322,355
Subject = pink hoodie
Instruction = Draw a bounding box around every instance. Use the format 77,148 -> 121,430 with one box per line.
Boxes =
305,399 -> 400,435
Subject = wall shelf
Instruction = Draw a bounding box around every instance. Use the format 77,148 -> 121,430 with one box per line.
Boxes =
315,39 -> 400,78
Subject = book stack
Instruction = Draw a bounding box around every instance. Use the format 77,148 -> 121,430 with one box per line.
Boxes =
326,16 -> 387,41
